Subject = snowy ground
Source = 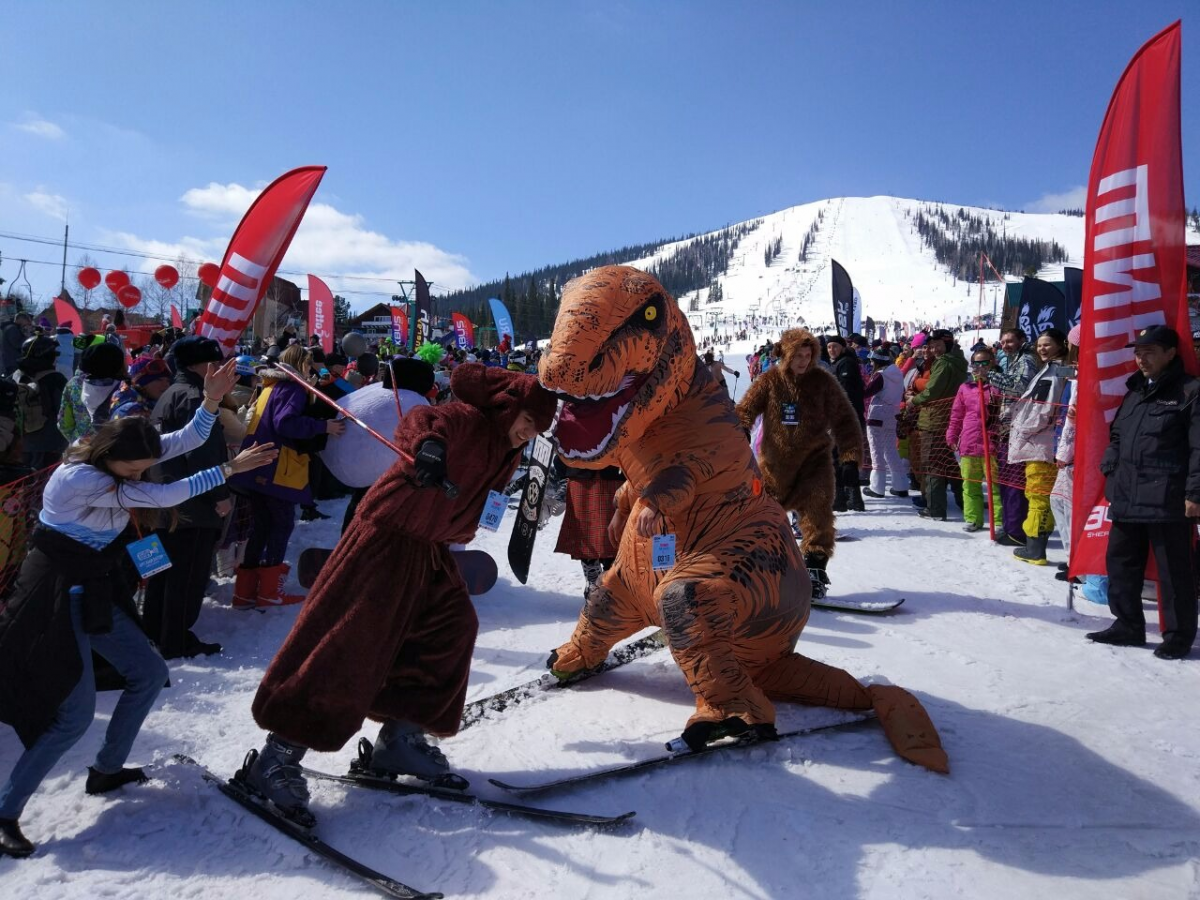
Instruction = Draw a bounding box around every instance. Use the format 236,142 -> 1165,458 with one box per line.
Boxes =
4,344 -> 1200,900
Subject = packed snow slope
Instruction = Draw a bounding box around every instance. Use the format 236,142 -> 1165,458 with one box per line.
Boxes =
2,344 -> 1199,900
625,196 -> 1090,331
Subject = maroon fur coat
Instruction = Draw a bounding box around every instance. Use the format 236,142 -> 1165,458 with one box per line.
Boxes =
252,400 -> 524,750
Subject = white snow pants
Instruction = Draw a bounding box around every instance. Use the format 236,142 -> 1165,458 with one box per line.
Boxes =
867,422 -> 904,494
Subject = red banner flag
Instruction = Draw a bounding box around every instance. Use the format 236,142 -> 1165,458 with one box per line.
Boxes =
1070,21 -> 1191,577
53,296 -> 82,334
307,274 -> 335,353
451,312 -> 474,350
170,304 -> 183,330
390,305 -> 408,345
197,165 -> 327,354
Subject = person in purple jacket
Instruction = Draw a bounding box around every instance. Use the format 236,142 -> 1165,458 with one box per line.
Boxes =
945,347 -> 1004,533
231,345 -> 345,608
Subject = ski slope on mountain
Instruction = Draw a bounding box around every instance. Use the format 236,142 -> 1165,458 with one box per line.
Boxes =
2,342 -> 1198,900
626,196 -> 1089,332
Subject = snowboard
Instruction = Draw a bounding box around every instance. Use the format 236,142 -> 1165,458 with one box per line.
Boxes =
298,547 -> 499,595
812,596 -> 905,614
507,433 -> 556,584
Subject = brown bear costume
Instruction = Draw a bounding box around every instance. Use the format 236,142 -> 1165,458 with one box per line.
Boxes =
735,328 -> 862,559
252,363 -> 557,751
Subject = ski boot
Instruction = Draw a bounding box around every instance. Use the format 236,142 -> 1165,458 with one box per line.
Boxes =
841,462 -> 865,511
804,551 -> 830,601
352,721 -> 468,791
667,717 -> 780,753
241,734 -> 315,827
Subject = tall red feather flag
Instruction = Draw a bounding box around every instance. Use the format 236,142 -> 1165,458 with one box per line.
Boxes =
1070,21 -> 1190,577
197,165 -> 327,355
53,296 -> 82,334
308,275 -> 335,353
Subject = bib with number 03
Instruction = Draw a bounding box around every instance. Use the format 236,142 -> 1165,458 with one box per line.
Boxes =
478,490 -> 508,532
127,534 -> 172,578
781,402 -> 800,426
651,533 -> 676,571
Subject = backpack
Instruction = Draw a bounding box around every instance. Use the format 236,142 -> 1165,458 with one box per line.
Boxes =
16,380 -> 46,435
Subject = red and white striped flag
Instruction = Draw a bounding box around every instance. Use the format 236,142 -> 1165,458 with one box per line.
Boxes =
197,165 -> 326,354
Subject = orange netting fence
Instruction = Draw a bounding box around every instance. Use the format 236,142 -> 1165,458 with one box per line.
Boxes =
0,463 -> 57,604
861,390 -> 1073,536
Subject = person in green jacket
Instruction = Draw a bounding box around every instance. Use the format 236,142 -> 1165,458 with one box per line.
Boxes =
905,329 -> 967,520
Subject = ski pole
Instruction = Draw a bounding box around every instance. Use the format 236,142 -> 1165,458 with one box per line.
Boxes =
733,371 -> 740,401
275,362 -> 459,499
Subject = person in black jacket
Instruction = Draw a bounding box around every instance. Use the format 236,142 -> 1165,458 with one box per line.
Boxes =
14,335 -> 67,469
826,335 -> 866,512
143,336 -> 230,659
1087,326 -> 1200,660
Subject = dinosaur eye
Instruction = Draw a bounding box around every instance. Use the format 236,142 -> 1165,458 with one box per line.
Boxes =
624,293 -> 665,333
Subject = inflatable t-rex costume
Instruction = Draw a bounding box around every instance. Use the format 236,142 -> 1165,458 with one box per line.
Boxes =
538,265 -> 947,772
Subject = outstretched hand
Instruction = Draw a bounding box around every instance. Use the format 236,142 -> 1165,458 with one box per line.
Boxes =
203,358 -> 239,401
230,442 -> 278,474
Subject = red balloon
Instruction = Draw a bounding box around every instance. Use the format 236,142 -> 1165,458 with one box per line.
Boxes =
154,264 -> 180,289
105,270 -> 130,293
117,284 -> 141,309
197,262 -> 220,288
77,267 -> 102,291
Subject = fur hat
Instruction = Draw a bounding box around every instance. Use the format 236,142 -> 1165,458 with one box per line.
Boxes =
384,357 -> 435,395
173,335 -> 223,368
778,329 -> 821,369
449,362 -> 557,433
80,342 -> 126,379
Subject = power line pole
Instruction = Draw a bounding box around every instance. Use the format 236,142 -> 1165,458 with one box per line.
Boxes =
60,222 -> 69,294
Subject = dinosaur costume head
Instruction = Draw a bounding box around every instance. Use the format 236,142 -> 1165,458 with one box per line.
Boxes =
539,265 -> 695,467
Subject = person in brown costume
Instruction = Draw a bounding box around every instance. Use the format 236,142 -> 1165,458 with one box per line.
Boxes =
244,362 -> 557,826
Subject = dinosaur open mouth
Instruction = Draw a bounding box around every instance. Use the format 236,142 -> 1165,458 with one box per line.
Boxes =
552,373 -> 648,460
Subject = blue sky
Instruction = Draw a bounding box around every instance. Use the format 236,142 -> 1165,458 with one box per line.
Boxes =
2,0 -> 1196,312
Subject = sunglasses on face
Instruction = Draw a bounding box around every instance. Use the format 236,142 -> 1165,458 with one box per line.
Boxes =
971,361 -> 991,367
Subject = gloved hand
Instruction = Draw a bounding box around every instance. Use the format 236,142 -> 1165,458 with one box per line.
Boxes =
413,439 -> 447,488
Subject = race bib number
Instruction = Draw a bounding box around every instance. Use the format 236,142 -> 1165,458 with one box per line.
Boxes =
127,534 -> 172,578
479,490 -> 508,532
781,402 -> 800,426
651,533 -> 676,571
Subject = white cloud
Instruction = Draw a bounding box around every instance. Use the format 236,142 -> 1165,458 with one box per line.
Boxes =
24,190 -> 69,221
180,182 -> 263,220
14,115 -> 65,140
108,181 -> 479,310
1026,186 -> 1087,214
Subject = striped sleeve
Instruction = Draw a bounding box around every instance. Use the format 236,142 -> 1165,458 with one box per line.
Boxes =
185,465 -> 226,498
159,404 -> 219,462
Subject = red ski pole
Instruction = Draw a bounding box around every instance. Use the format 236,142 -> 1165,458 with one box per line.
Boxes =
276,363 -> 458,498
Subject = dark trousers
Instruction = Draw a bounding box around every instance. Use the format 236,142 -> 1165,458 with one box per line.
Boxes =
244,494 -> 297,569
919,429 -> 947,518
1000,483 -> 1028,541
143,527 -> 221,657
1107,519 -> 1197,648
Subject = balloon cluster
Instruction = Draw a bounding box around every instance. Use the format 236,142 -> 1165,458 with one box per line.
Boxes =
76,260 -> 222,310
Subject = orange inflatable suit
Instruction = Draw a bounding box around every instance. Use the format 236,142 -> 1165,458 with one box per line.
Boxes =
538,266 -> 947,772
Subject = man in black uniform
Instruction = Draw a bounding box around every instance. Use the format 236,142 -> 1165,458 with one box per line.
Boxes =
1088,325 -> 1199,660
826,335 -> 866,512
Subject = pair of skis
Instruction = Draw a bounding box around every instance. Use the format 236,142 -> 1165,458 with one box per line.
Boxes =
177,744 -> 635,900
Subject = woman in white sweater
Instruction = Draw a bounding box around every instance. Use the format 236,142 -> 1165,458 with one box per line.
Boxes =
0,358 -> 276,859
